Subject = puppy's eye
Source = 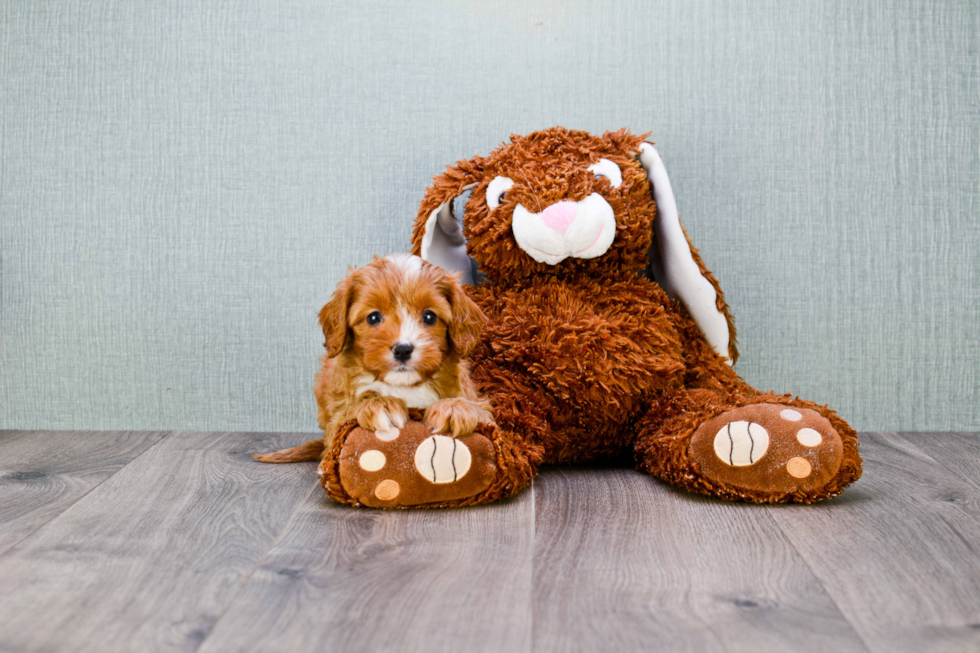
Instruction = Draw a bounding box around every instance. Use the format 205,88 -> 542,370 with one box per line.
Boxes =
422,310 -> 437,326
486,176 -> 514,210
587,159 -> 623,189
366,311 -> 383,326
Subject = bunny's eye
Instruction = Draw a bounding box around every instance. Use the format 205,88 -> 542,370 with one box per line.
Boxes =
587,159 -> 623,188
486,176 -> 514,209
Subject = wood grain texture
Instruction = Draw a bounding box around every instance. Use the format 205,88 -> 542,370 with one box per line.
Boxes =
0,430 -> 168,555
0,431 -> 316,653
893,432 -> 980,491
766,432 -> 980,652
198,486 -> 534,653
532,465 -> 868,653
1,431 -> 978,653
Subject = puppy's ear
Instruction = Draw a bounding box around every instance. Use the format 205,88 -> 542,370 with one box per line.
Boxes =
444,274 -> 487,358
319,272 -> 357,358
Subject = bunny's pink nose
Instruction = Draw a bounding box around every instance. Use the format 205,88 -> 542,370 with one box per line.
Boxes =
539,202 -> 577,235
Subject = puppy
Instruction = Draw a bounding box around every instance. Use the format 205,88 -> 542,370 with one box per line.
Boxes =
254,253 -> 492,464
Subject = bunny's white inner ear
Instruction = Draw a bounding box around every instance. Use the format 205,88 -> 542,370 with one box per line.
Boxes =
420,183 -> 477,285
638,143 -> 731,364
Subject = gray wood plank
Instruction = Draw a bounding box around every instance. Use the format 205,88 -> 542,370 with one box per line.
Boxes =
198,486 -> 535,653
767,432 -> 980,653
532,465 -> 867,653
0,431 -> 318,653
0,430 -> 169,555
893,432 -> 980,491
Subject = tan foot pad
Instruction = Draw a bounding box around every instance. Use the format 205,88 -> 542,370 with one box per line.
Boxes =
689,404 -> 844,495
337,420 -> 496,508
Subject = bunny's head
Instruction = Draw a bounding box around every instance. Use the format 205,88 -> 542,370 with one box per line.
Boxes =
412,128 -> 653,283
411,126 -> 737,362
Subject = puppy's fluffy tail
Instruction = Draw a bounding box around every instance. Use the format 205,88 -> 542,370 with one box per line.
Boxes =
253,439 -> 324,463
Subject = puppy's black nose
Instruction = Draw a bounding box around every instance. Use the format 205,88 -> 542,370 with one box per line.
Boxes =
392,343 -> 414,363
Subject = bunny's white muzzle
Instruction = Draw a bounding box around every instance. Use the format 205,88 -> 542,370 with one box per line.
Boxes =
511,193 -> 617,266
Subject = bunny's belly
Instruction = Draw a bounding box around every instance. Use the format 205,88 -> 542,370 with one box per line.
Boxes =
470,274 -> 689,458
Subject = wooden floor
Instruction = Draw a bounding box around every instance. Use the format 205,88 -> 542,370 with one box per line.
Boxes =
0,431 -> 977,652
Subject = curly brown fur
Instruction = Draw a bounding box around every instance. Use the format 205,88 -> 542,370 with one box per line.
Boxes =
409,127 -> 861,504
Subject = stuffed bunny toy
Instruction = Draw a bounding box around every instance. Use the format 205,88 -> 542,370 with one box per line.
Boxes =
320,127 -> 861,508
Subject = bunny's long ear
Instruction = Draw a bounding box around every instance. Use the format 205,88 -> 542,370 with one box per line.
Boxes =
638,143 -> 738,364
410,159 -> 485,285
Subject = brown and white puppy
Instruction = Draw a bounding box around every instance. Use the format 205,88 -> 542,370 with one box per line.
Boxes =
254,253 -> 492,464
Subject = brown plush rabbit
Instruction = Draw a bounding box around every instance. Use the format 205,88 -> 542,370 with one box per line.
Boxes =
321,127 -> 861,508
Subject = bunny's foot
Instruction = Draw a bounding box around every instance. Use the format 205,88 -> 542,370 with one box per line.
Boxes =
688,404 -> 847,498
319,414 -> 498,508
636,393 -> 862,503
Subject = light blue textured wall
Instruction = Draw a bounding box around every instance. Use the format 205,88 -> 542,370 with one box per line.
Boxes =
2,1 -> 978,432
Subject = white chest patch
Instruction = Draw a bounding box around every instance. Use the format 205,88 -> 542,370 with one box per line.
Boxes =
355,375 -> 441,408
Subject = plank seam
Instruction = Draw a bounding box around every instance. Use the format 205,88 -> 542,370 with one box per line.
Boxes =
891,432 -> 980,492
193,480 -> 319,653
765,515 -> 875,653
0,430 -> 174,558
764,430 -> 878,653
530,475 -> 537,652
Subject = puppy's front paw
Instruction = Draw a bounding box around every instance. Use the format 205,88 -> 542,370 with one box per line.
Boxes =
357,396 -> 408,441
424,398 -> 493,438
